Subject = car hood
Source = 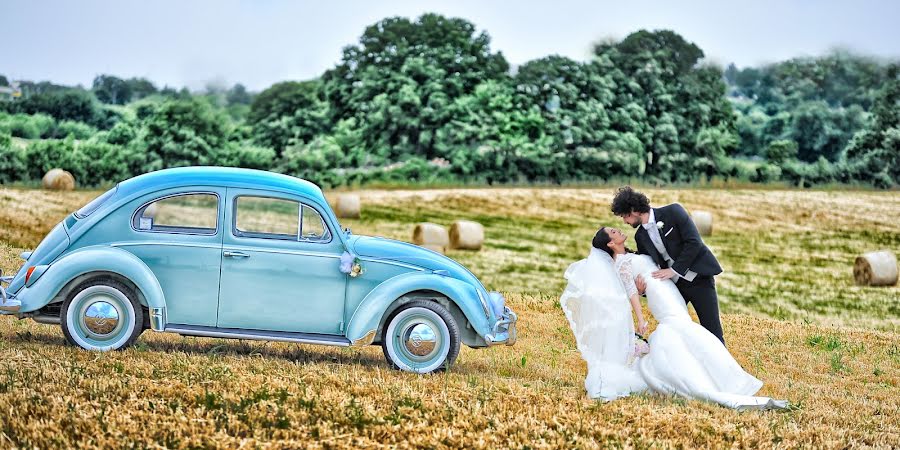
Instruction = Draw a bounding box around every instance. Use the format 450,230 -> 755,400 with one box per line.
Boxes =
349,235 -> 486,290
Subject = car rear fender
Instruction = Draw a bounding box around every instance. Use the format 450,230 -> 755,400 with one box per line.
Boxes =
11,246 -> 167,329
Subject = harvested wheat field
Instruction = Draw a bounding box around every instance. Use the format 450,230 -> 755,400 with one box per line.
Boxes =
0,186 -> 898,448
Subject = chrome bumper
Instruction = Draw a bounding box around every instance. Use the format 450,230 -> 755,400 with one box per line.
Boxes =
0,273 -> 16,313
485,306 -> 518,346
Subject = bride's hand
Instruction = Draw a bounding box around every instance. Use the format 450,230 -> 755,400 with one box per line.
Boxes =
638,320 -> 649,336
635,275 -> 647,294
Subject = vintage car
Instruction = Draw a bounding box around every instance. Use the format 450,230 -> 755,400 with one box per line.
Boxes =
0,167 -> 516,373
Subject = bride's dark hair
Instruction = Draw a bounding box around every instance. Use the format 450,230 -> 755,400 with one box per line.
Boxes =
592,227 -> 635,259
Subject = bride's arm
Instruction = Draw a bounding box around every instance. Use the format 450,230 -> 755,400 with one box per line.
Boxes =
629,293 -> 649,336
617,258 -> 649,336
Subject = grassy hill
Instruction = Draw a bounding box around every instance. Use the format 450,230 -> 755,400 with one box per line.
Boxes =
0,186 -> 897,448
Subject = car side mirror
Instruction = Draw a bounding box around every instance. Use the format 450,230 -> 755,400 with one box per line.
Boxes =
344,227 -> 352,235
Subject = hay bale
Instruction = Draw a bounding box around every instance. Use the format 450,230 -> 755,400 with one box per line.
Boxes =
41,169 -> 75,191
413,223 -> 449,253
854,251 -> 898,286
449,220 -> 484,250
335,194 -> 360,219
691,211 -> 713,237
142,202 -> 159,219
421,244 -> 446,254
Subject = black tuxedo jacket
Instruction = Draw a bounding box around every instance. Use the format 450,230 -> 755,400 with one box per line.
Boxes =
634,203 -> 722,277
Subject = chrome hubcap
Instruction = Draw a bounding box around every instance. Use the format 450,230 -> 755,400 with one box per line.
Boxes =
82,300 -> 120,336
403,323 -> 437,357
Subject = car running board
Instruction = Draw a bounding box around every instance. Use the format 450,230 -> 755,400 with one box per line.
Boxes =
164,324 -> 351,347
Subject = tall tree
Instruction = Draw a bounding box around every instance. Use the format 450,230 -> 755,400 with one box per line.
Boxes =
514,55 -> 616,151
593,30 -> 737,180
92,75 -> 133,105
844,65 -> 900,187
127,77 -> 158,100
322,13 -> 509,160
249,80 -> 326,155
142,98 -> 231,170
227,83 -> 253,106
13,89 -> 101,125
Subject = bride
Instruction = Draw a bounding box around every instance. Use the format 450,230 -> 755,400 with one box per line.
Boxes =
560,226 -> 787,409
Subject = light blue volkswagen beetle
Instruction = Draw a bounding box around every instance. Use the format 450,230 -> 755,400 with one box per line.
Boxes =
0,167 -> 516,373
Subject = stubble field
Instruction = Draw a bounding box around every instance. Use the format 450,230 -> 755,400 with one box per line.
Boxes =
0,186 -> 897,448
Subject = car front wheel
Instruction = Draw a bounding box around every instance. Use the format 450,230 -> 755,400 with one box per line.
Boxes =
61,279 -> 144,351
382,299 -> 460,373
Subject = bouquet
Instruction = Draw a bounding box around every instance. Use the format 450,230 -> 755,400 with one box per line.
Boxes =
633,333 -> 650,357
340,251 -> 365,278
350,257 -> 364,277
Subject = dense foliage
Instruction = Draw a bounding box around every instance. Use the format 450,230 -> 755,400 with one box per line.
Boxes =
1,14 -> 897,188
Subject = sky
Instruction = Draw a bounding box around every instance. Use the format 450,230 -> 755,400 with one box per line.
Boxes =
3,0 -> 899,91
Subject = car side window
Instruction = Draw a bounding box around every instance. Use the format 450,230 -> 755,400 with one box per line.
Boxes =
235,196 -> 299,240
133,193 -> 218,235
301,205 -> 330,241
234,196 -> 331,243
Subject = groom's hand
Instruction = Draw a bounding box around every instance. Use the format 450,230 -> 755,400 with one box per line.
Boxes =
652,268 -> 677,280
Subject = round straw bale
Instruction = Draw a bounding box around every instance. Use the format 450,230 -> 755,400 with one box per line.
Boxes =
42,169 -> 75,191
854,251 -> 898,286
412,223 -> 449,252
142,202 -> 159,219
691,211 -> 713,237
421,244 -> 446,254
449,220 -> 484,250
335,194 -> 360,219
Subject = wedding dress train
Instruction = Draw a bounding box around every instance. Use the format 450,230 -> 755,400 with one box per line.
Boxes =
616,253 -> 788,410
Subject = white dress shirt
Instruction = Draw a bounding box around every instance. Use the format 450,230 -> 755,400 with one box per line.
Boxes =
643,209 -> 697,282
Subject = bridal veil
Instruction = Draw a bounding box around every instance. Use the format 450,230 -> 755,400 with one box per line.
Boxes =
560,248 -> 647,400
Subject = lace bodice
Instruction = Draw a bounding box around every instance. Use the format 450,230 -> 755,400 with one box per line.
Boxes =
615,253 -> 639,298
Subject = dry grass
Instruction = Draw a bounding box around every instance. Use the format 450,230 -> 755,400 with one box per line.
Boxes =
0,186 -> 898,448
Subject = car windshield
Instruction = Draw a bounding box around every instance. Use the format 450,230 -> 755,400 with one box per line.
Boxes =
74,186 -> 117,219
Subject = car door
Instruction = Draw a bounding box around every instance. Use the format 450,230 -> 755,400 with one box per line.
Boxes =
216,188 -> 347,335
123,188 -> 225,327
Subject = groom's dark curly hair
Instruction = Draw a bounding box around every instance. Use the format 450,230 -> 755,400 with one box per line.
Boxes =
610,186 -> 651,216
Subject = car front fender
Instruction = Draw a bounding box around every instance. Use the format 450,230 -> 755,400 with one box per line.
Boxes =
12,246 -> 167,328
345,271 -> 491,346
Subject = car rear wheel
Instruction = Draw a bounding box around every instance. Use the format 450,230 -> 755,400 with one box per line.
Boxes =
382,299 -> 460,373
61,279 -> 144,351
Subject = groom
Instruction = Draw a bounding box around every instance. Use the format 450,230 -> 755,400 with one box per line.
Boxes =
610,186 -> 726,345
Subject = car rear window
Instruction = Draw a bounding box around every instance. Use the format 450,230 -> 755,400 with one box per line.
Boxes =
74,186 -> 117,219
133,193 -> 219,235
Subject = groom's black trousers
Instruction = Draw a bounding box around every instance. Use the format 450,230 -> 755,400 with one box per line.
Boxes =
675,275 -> 725,346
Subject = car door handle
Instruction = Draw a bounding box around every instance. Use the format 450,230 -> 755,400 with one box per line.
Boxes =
223,251 -> 250,258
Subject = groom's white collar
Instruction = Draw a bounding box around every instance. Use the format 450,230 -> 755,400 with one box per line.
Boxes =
642,208 -> 657,230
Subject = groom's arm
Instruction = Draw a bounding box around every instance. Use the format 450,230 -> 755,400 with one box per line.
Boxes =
669,203 -> 704,276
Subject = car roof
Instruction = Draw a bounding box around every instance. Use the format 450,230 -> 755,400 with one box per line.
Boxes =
116,166 -> 326,202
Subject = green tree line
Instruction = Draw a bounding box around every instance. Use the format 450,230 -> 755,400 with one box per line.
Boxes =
1,14 -> 897,188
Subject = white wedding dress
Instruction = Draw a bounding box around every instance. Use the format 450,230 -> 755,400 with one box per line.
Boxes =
560,248 -> 648,400
562,249 -> 788,409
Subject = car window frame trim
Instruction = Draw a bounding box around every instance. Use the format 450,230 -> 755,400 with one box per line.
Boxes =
230,193 -> 333,244
130,191 -> 221,237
